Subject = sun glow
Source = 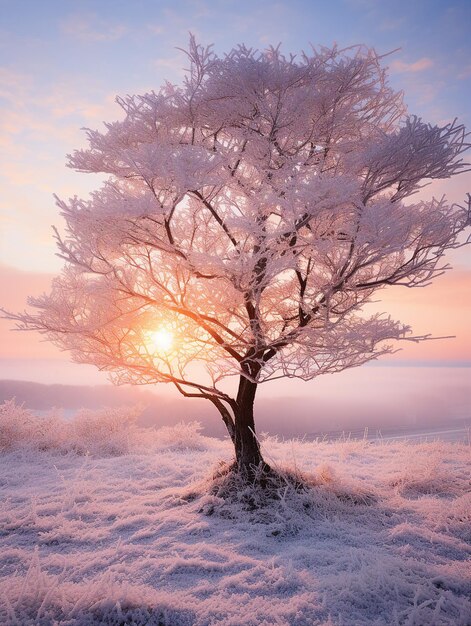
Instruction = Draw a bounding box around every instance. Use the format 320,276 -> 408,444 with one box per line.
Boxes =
146,328 -> 174,354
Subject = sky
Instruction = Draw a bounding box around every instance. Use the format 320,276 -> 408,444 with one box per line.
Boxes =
0,0 -> 470,427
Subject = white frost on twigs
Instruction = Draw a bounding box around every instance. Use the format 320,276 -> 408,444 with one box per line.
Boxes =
3,37 -> 470,401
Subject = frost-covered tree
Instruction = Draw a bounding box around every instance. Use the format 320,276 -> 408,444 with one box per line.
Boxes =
6,39 -> 470,476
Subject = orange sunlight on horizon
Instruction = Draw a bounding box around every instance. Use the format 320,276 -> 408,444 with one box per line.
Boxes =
1,260 -> 470,386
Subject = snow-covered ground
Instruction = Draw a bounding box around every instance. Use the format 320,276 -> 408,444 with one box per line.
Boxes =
0,401 -> 470,625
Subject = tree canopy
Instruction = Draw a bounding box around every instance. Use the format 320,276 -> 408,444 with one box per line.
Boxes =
6,38 -> 470,473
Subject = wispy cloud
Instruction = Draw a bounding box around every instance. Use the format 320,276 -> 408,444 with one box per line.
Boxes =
0,67 -> 32,103
60,13 -> 127,43
147,24 -> 165,36
153,55 -> 186,80
38,86 -> 117,122
390,57 -> 434,73
344,0 -> 378,10
457,63 -> 471,80
379,17 -> 405,31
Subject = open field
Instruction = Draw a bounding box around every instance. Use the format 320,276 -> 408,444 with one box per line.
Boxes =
0,403 -> 470,625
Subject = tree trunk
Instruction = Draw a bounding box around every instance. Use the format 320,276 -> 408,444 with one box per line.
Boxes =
234,375 -> 265,475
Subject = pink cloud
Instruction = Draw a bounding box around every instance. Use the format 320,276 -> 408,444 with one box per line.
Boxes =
458,64 -> 471,80
0,68 -> 32,104
390,57 -> 434,73
60,13 -> 127,43
379,17 -> 405,31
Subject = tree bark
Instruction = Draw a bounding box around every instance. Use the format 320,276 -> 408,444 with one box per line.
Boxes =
208,397 -> 236,444
233,375 -> 265,475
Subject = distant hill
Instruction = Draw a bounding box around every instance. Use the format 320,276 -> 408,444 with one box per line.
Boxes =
0,379 -> 227,436
0,379 -> 155,410
1,379 -> 467,439
0,379 -> 347,436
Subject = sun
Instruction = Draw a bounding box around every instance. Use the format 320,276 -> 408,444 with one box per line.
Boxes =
146,328 -> 174,354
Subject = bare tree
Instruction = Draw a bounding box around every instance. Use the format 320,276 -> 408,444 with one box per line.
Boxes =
5,39 -> 470,476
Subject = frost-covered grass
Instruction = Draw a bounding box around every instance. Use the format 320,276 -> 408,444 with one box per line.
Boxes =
0,401 -> 470,625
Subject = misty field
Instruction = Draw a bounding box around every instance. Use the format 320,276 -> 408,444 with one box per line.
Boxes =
0,401 -> 470,626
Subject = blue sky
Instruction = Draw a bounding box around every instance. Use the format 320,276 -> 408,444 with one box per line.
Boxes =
1,1 -> 470,119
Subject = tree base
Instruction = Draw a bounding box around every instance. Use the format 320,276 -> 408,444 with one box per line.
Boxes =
209,459 -> 308,509
216,458 -> 272,482
178,459 -> 377,521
